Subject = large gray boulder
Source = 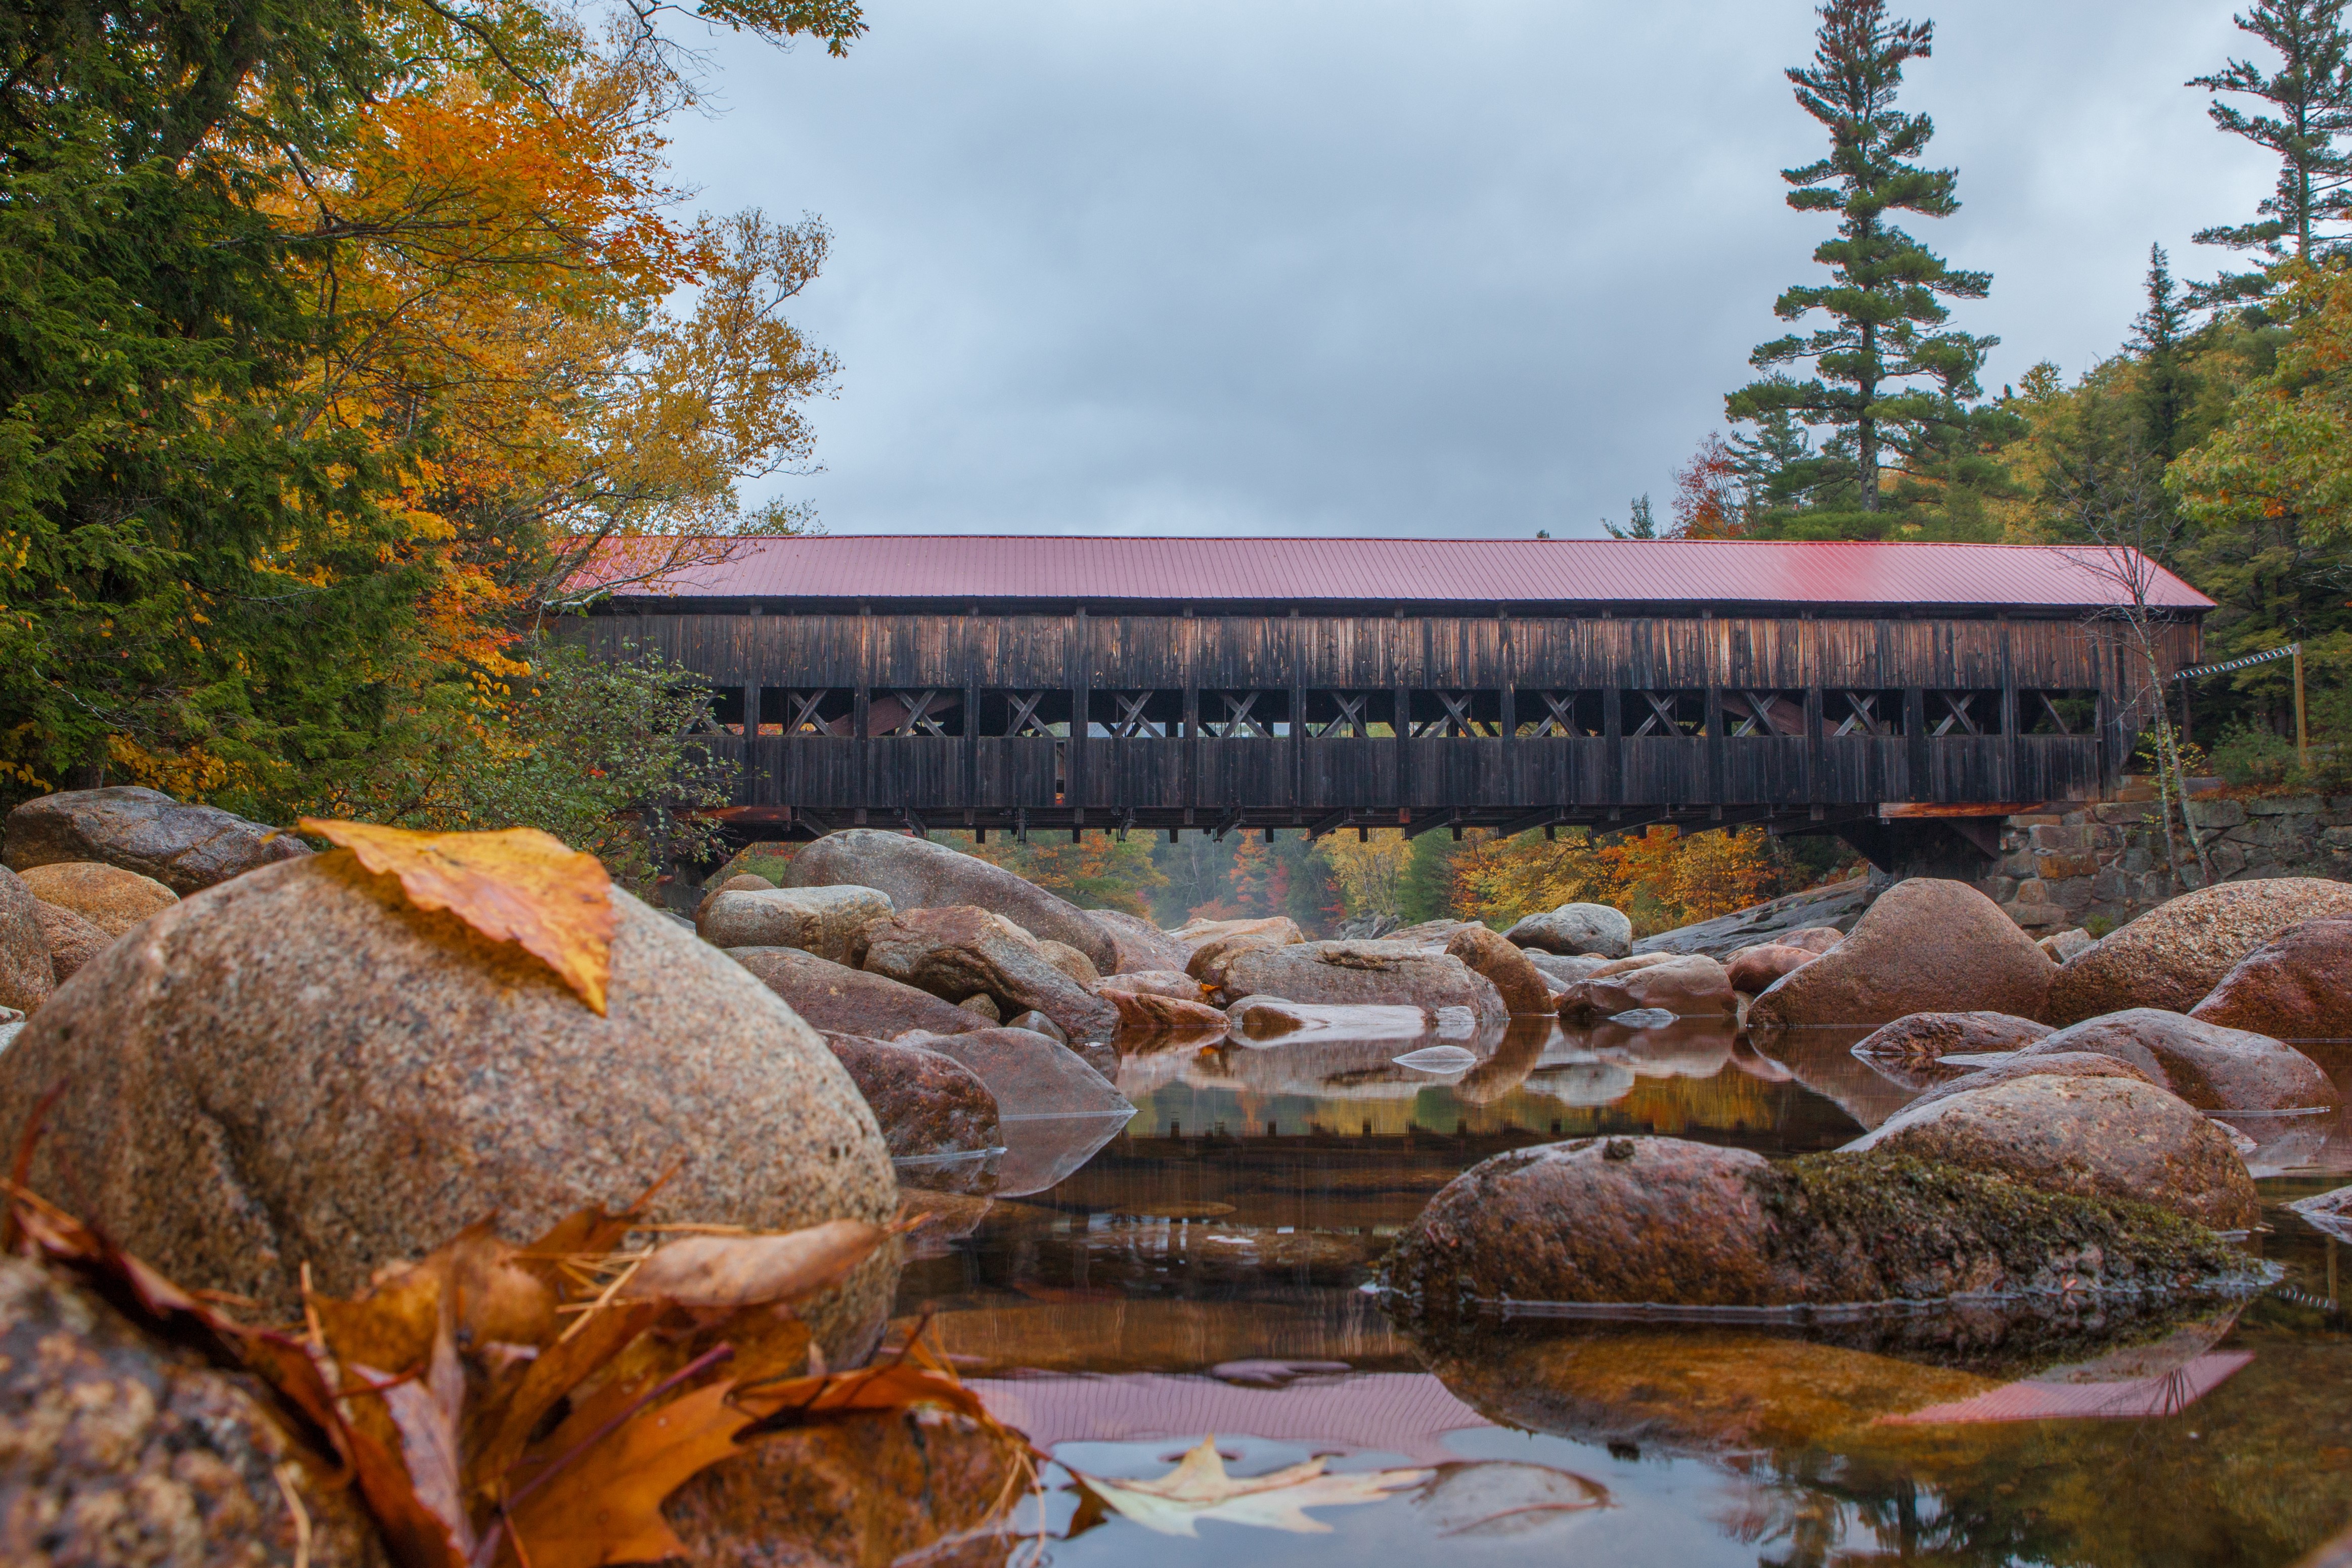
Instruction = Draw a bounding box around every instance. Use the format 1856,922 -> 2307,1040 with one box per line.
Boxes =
1845,1072 -> 2258,1230
1746,878 -> 2056,1035
0,854 -> 897,1361
698,883 -> 893,963
1503,903 -> 1633,959
0,867 -> 52,1013
4,786 -> 308,894
1216,940 -> 1510,1025
1,1256 -> 389,1568
854,907 -> 1121,1045
785,828 -> 1115,970
730,945 -> 990,1040
2046,878 -> 2352,1025
2019,1008 -> 2340,1113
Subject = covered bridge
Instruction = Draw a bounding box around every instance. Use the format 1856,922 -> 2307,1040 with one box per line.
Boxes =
576,535 -> 2209,869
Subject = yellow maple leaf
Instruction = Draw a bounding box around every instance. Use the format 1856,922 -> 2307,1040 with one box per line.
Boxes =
1070,1437 -> 1430,1537
300,819 -> 614,1014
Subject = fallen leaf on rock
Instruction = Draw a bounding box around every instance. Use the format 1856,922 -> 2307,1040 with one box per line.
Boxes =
1069,1437 -> 1431,1537
618,1220 -> 886,1309
502,1380 -> 756,1568
299,818 -> 614,1014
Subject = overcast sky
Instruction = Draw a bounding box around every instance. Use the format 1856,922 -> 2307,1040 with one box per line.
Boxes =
662,0 -> 2275,541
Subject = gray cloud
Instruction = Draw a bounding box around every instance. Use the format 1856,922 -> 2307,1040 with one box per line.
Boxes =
662,0 -> 2274,539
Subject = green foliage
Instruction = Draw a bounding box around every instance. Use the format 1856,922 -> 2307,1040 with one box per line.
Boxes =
1603,494 -> 1660,539
1396,832 -> 1465,924
2187,0 -> 2352,306
1726,0 -> 1997,529
2211,719 -> 2300,785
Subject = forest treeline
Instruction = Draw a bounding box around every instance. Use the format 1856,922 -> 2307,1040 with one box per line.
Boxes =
3,0 -> 2346,910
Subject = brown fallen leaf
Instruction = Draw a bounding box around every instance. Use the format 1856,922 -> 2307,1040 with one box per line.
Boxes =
617,1220 -> 887,1309
299,819 -> 615,1014
501,1380 -> 756,1568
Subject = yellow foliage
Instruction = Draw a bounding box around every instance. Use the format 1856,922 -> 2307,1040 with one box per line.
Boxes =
1453,825 -> 1799,936
1322,830 -> 1412,918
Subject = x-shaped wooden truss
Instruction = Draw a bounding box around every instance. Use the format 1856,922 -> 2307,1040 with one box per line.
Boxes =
1629,691 -> 1688,738
1413,691 -> 1487,738
1932,692 -> 1983,737
887,689 -> 956,737
782,690 -> 834,734
1729,691 -> 1799,737
1523,690 -> 1584,737
1309,691 -> 1371,738
2034,692 -> 2077,735
1103,692 -> 1167,739
1003,690 -> 1051,737
1832,692 -> 1889,737
1211,692 -> 1273,738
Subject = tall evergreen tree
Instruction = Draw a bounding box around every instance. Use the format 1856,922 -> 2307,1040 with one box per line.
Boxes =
1726,0 -> 1994,526
2131,245 -> 2197,457
2188,0 -> 2352,304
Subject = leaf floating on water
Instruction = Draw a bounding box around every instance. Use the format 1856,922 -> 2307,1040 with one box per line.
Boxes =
299,819 -> 615,1014
1069,1437 -> 1430,1537
617,1220 -> 886,1309
1410,1461 -> 1610,1538
1392,1046 -> 1480,1074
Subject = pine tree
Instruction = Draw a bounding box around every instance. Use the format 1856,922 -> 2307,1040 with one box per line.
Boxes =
1603,495 -> 1659,539
2131,245 -> 2197,457
1726,0 -> 1995,526
2188,0 -> 2352,304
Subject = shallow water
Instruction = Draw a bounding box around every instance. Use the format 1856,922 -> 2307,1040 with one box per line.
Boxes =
891,1022 -> 2352,1567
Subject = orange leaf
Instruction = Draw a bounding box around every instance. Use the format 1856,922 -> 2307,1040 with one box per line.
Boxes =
501,1381 -> 754,1568
299,819 -> 614,1014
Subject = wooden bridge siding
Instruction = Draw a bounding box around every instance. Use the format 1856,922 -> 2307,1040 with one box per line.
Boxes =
577,610 -> 2170,815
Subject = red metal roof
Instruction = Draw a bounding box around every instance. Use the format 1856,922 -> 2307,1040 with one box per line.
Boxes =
590,535 -> 2214,612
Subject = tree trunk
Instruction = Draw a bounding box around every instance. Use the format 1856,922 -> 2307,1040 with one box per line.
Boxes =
1858,320 -> 1879,512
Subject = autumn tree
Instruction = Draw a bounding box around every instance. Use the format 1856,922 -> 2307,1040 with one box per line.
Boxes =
2189,0 -> 2352,307
1672,435 -> 1745,537
1725,0 -> 1999,535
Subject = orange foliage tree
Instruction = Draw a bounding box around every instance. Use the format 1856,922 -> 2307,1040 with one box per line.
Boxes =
1451,824 -> 1825,936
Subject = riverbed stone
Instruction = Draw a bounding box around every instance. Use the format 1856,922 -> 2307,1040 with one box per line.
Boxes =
1850,1011 -> 2055,1064
0,866 -> 52,1014
1089,908 -> 1191,975
1036,938 -> 1101,987
2039,927 -> 2097,963
1503,903 -> 1633,958
1095,968 -> 1210,1002
1106,988 -> 1229,1034
731,945 -> 990,1040
698,883 -> 894,963
1217,940 -> 1510,1025
1524,951 -> 1612,984
855,906 -> 1121,1045
15,861 -> 179,938
1558,954 -> 1737,1022
2019,1008 -> 2340,1113
821,1033 -> 1001,1160
2189,917 -> 2352,1043
1725,943 -> 1820,994
0,853 -> 898,1360
1446,924 -> 1557,1014
1382,1137 -> 2253,1324
0,1255 -> 390,1568
1905,1051 -> 2158,1108
1746,878 -> 2056,1035
694,871 -> 774,926
896,1026 -> 1132,1120
785,827 -> 1117,970
33,899 -> 110,985
1181,919 -> 1305,993
2046,878 -> 2352,1025
1847,1073 -> 2257,1230
3,786 -> 308,894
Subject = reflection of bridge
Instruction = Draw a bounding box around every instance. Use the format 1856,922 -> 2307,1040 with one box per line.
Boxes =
576,536 -> 2208,868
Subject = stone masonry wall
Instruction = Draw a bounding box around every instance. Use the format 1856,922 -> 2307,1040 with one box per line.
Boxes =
1983,781 -> 2352,934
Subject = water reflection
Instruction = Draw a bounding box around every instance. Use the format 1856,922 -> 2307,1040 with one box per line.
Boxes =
885,1016 -> 2352,1566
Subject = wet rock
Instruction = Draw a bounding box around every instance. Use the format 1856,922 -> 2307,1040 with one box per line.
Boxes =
2039,927 -> 2096,963
1503,903 -> 1633,958
1383,1137 -> 2255,1325
1725,944 -> 1819,994
1630,876 -> 1872,960
731,945 -> 988,1040
855,906 -> 1121,1045
1904,1050 -> 2158,1108
1846,1073 -> 2257,1230
1170,914 -> 1302,948
4,786 -> 307,895
2190,917 -> 2352,1043
1106,988 -> 1228,1034
2018,1008 -> 2340,1112
1387,917 -> 1484,949
1096,968 -> 1209,1002
0,866 -> 52,1013
1746,878 -> 2056,1036
0,854 -> 898,1359
693,871 -> 774,926
1850,1011 -> 2054,1064
898,1026 -> 1130,1118
1037,937 -> 1101,987
1558,955 -> 1736,1023
1524,951 -> 1611,984
1224,995 -> 1428,1041
785,827 -> 1116,970
1217,940 -> 1509,1025
1585,951 -> 1682,976
1180,918 -> 1305,993
1779,926 -> 1846,955
0,1255 -> 388,1568
697,883 -> 894,963
822,1033 -> 1001,1160
2046,877 -> 2352,1025
665,1406 -> 1025,1568
959,993 -> 1001,1021
1005,1008 -> 1068,1043
1090,908 -> 1191,974
33,899 -> 110,985
1445,924 -> 1556,1015
16,861 -> 179,937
